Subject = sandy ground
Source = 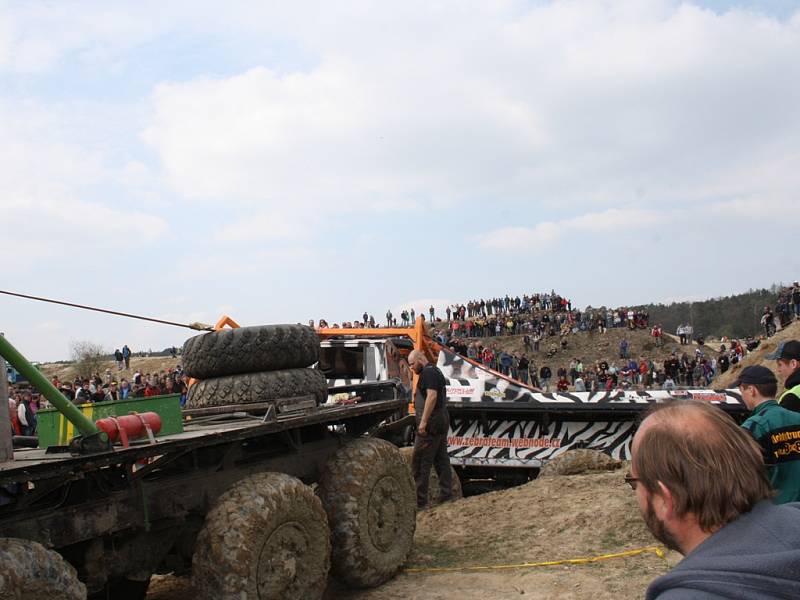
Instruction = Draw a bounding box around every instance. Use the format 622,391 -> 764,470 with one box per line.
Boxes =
146,470 -> 679,600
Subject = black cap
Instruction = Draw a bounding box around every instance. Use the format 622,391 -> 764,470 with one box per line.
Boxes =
765,340 -> 800,361
733,365 -> 777,386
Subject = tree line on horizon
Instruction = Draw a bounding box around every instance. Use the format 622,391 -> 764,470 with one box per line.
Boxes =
635,285 -> 783,340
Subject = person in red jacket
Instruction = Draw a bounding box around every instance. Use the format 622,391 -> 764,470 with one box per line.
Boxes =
8,395 -> 21,436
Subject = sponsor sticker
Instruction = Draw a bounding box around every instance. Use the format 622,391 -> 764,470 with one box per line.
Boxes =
446,386 -> 476,396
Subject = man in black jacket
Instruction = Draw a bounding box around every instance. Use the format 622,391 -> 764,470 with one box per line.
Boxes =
408,350 -> 452,509
768,340 -> 800,413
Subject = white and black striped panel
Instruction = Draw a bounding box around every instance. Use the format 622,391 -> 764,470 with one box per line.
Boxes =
448,418 -> 638,467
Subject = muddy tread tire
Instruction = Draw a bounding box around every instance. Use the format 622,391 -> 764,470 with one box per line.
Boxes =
319,438 -> 416,589
0,538 -> 86,600
186,368 -> 327,408
192,472 -> 330,600
182,324 -> 319,379
398,446 -> 463,504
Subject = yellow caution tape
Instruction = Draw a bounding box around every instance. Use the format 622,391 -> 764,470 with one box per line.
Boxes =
405,545 -> 666,574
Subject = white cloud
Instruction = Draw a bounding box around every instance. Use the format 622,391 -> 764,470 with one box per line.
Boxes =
476,208 -> 663,250
0,97 -> 168,264
392,298 -> 457,319
135,1 -> 800,245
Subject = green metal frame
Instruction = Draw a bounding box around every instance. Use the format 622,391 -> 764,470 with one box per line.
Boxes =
0,333 -> 102,439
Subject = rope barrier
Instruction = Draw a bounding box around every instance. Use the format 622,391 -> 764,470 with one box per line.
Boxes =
0,289 -> 213,331
404,545 -> 666,574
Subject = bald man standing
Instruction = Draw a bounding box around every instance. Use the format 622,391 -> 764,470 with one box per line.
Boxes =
628,400 -> 800,599
408,350 -> 452,509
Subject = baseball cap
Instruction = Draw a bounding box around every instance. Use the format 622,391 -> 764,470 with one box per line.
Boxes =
765,340 -> 800,361
733,365 -> 777,386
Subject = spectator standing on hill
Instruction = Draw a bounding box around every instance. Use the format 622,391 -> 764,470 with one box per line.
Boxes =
630,401 -> 800,600
114,349 -> 123,370
768,340 -> 800,413
74,382 -> 92,404
619,338 -> 629,359
761,307 -> 775,337
539,365 -> 552,392
518,355 -> 529,384
122,344 -> 131,369
16,393 -> 34,436
737,365 -> 800,504
792,282 -> 800,319
651,324 -> 663,347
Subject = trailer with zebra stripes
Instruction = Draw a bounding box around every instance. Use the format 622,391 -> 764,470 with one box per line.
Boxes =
317,320 -> 749,487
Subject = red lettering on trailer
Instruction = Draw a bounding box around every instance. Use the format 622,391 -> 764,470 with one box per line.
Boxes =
448,436 -> 562,449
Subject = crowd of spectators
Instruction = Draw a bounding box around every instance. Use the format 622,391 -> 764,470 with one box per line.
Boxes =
440,331 -> 735,392
7,358 -> 190,437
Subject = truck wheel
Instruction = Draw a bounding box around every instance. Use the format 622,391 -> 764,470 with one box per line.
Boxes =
186,368 -> 327,408
0,538 -> 86,600
182,324 -> 319,379
318,438 -> 416,588
399,446 -> 463,504
192,472 -> 330,600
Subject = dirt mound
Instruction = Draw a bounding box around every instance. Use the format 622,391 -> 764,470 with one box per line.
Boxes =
147,471 -> 676,600
539,449 -> 622,477
713,320 -> 800,389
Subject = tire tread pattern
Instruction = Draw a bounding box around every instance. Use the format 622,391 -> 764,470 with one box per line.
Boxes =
0,538 -> 86,600
182,324 -> 319,379
319,439 -> 416,589
192,472 -> 330,600
186,368 -> 327,408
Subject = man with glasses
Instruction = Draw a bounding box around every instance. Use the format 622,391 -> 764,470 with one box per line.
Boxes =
627,399 -> 800,599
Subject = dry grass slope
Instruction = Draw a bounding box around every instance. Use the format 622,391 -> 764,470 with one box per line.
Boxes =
713,320 -> 800,388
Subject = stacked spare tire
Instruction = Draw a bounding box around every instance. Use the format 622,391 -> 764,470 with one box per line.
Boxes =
182,324 -> 327,410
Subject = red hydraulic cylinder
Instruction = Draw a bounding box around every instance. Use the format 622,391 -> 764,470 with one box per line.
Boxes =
95,412 -> 162,444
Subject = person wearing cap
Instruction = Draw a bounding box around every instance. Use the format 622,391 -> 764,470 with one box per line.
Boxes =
738,365 -> 800,504
767,340 -> 800,413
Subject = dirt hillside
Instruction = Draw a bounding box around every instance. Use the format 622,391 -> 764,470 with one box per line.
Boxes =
435,326 -> 703,372
37,356 -> 182,383
713,320 -> 800,388
147,469 -> 677,600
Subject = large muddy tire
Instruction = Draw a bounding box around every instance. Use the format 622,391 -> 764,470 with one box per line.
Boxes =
182,324 -> 319,379
187,368 -> 327,408
318,438 -> 416,589
399,446 -> 463,504
192,472 -> 330,600
0,538 -> 86,600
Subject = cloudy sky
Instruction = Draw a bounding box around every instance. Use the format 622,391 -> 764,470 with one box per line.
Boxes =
1,0 -> 799,361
